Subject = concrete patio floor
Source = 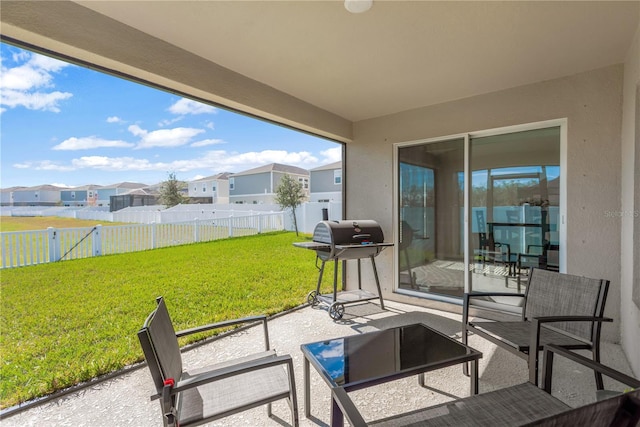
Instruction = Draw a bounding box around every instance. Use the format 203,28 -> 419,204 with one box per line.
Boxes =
1,300 -> 634,427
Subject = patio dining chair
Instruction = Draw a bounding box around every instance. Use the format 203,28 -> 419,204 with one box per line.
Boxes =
462,268 -> 611,388
137,297 -> 299,427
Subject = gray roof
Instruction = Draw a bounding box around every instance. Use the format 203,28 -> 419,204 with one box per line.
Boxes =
111,182 -> 149,189
21,184 -> 66,191
192,172 -> 232,182
0,186 -> 27,192
311,161 -> 342,171
231,163 -> 309,177
63,184 -> 103,191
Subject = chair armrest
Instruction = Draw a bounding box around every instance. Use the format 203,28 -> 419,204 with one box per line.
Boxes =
532,316 -> 613,324
542,344 -> 640,393
466,292 -> 526,299
528,316 -> 613,384
175,314 -> 270,351
331,387 -> 368,427
153,353 -> 294,399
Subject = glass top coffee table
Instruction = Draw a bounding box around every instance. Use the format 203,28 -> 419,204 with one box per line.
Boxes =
300,323 -> 482,426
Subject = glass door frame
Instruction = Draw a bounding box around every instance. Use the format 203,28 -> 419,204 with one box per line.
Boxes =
393,119 -> 567,302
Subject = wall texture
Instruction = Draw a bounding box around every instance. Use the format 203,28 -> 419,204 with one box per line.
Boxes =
347,65 -> 625,343
620,18 -> 640,375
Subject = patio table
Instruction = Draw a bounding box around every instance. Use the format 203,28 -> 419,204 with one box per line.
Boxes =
300,323 -> 482,426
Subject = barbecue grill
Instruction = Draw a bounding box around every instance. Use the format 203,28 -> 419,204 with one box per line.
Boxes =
293,220 -> 393,320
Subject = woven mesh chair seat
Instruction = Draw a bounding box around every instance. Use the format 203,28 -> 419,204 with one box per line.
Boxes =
179,352 -> 292,425
470,321 -> 591,351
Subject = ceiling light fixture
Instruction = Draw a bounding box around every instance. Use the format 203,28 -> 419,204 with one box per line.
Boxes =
344,0 -> 373,14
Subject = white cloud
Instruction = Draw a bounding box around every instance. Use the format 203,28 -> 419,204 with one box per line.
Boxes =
13,160 -> 75,171
129,125 -> 205,149
106,116 -> 123,123
0,89 -> 72,113
168,98 -> 217,115
0,51 -> 73,112
158,116 -> 183,127
52,136 -> 135,150
320,146 -> 342,163
13,148 -> 338,175
190,138 -> 225,148
128,124 -> 147,137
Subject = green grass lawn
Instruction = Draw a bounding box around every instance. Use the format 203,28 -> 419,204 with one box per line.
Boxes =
0,231 -> 337,409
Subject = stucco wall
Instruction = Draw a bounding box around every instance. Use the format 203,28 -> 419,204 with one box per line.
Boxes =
346,65 -> 624,343
620,19 -> 640,375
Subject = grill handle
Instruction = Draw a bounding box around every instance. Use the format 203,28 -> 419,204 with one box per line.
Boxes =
353,234 -> 372,240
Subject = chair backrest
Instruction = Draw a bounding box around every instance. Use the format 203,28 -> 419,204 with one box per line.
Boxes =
523,269 -> 609,342
137,297 -> 183,394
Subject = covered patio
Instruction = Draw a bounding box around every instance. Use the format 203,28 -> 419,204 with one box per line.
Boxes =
1,300 -> 635,426
1,1 -> 639,424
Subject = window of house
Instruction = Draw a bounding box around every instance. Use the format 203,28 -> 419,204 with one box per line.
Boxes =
203,185 -> 206,192
334,170 -> 342,185
229,178 -> 235,190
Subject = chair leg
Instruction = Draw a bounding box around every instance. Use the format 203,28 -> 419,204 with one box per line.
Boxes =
593,347 -> 604,390
462,295 -> 470,377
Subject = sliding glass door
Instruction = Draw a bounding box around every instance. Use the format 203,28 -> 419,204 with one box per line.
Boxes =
398,138 -> 465,297
396,124 -> 562,302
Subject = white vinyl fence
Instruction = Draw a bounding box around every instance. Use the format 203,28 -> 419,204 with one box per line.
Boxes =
0,213 -> 284,269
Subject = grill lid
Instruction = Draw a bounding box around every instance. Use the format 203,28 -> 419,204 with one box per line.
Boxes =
313,220 -> 384,245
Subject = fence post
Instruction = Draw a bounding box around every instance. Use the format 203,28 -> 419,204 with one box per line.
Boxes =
151,222 -> 157,249
92,225 -> 102,256
258,212 -> 262,234
194,218 -> 200,242
47,227 -> 60,262
228,214 -> 234,237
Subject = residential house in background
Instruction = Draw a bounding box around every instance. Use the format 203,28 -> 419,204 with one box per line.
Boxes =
60,184 -> 102,207
229,163 -> 309,204
97,182 -> 148,207
309,161 -> 342,203
188,173 -> 231,204
8,185 -> 64,206
0,186 -> 26,206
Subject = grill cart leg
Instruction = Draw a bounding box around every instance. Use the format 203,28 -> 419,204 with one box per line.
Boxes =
332,259 -> 339,303
370,254 -> 385,310
307,258 -> 326,307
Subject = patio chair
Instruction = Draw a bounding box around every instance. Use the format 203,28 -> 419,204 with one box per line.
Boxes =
331,344 -> 640,426
474,210 -> 515,286
137,297 -> 299,427
462,268 -> 611,388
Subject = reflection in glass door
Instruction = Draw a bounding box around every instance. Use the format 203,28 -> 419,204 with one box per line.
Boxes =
396,126 -> 561,302
398,138 -> 465,298
470,128 -> 560,300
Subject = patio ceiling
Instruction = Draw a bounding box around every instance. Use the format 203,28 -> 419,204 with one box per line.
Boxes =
1,1 -> 639,140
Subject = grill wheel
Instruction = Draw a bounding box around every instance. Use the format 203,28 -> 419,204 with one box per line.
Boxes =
329,302 -> 345,320
307,290 -> 319,307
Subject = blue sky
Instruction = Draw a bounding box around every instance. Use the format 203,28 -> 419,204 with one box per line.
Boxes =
0,42 -> 341,189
